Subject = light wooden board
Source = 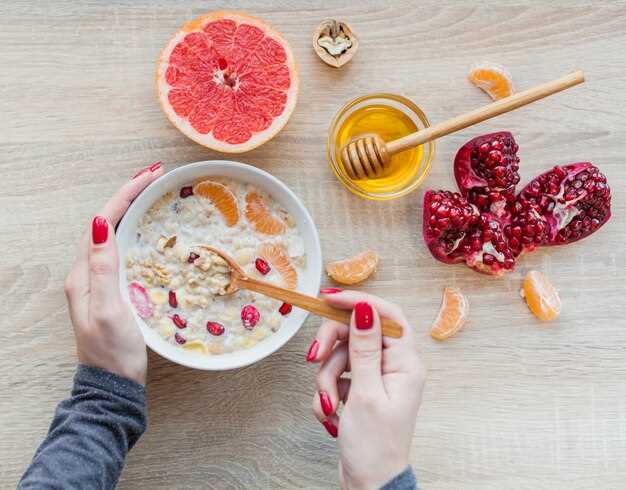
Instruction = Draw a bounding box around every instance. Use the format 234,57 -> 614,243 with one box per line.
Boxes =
1,1 -> 626,488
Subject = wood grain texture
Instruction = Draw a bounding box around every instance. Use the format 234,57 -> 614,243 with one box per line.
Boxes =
1,1 -> 626,488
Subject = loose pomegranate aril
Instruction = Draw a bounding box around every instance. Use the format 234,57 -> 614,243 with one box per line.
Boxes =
172,314 -> 187,329
241,304 -> 260,329
423,134 -> 612,275
454,131 -> 520,218
255,258 -> 271,275
168,290 -> 178,308
279,302 -> 292,315
187,252 -> 200,263
174,332 -> 186,344
179,186 -> 194,198
206,321 -> 225,336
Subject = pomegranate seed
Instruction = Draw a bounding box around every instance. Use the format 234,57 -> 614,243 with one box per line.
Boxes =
172,314 -> 187,329
255,258 -> 271,275
174,332 -> 186,344
179,186 -> 193,198
168,290 -> 178,308
482,254 -> 495,266
279,303 -> 292,315
206,321 -> 225,336
241,304 -> 260,329
187,252 -> 200,263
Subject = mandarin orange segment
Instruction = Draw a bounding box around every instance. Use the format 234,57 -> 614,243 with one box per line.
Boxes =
326,250 -> 379,285
258,242 -> 298,289
430,287 -> 469,341
468,63 -> 513,100
193,180 -> 240,226
245,192 -> 287,235
522,270 -> 561,321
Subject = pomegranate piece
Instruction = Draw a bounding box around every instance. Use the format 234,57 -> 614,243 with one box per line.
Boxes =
241,304 -> 260,329
171,314 -> 187,329
179,186 -> 194,198
279,302 -> 292,315
168,290 -> 178,308
255,257 -> 271,275
128,282 -> 154,318
174,332 -> 186,344
187,252 -> 200,263
454,131 -> 520,218
517,163 -> 611,246
206,321 -> 225,336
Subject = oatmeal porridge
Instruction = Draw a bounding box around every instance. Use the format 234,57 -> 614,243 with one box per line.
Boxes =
125,178 -> 306,355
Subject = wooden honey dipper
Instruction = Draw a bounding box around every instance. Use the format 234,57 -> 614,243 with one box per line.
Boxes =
340,71 -> 585,180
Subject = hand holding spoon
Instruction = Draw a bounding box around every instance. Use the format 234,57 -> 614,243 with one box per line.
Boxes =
199,246 -> 403,338
340,71 -> 585,180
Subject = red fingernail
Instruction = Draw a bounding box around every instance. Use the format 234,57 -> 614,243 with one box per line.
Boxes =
354,302 -> 373,330
322,420 -> 338,438
92,216 -> 108,244
132,161 -> 161,179
319,391 -> 333,416
306,340 -> 319,362
320,288 -> 342,294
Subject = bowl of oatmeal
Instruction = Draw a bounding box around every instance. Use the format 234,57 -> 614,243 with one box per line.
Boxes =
116,161 -> 322,370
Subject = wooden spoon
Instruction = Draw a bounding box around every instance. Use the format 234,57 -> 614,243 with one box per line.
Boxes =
339,71 -> 585,180
198,246 -> 403,338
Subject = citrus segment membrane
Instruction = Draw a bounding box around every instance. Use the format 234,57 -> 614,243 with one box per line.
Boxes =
157,11 -> 299,152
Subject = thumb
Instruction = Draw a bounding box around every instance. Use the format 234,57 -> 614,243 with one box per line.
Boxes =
89,216 -> 121,313
349,302 -> 385,395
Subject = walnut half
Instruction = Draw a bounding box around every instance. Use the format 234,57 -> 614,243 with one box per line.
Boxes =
313,19 -> 358,68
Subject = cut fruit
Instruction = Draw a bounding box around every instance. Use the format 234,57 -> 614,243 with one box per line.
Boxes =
128,282 -> 154,319
245,192 -> 286,235
258,242 -> 297,289
156,11 -> 299,153
430,287 -> 469,341
468,63 -> 513,100
193,180 -> 240,226
522,270 -> 561,321
326,250 -> 379,285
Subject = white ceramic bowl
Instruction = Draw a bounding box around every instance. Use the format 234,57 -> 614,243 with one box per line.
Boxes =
116,161 -> 322,370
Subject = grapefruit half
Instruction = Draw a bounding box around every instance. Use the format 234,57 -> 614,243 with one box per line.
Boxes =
157,11 -> 299,153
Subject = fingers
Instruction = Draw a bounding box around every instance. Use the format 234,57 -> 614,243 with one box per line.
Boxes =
312,342 -> 348,422
306,319 -> 349,363
88,216 -> 123,322
348,302 -> 385,395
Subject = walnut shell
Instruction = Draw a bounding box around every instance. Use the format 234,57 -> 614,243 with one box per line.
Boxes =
313,19 -> 358,68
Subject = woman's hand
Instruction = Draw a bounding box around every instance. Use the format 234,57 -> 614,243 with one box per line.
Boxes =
63,162 -> 163,385
308,290 -> 426,490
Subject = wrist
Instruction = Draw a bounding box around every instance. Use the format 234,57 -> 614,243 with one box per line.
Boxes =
342,461 -> 409,490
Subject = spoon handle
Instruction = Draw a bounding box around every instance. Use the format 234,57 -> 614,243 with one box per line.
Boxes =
237,276 -> 403,338
387,70 -> 585,155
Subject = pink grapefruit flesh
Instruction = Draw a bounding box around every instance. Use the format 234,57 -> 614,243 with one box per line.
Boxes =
156,11 -> 299,153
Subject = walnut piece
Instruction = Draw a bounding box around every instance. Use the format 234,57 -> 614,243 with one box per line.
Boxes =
313,19 -> 358,68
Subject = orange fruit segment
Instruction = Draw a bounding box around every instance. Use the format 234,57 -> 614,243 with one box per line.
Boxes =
245,193 -> 287,235
326,250 -> 379,285
430,287 -> 469,341
522,270 -> 561,321
193,180 -> 240,226
258,242 -> 297,289
468,62 -> 513,100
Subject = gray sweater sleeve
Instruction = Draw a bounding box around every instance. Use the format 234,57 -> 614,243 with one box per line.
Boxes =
18,364 -> 147,490
380,466 -> 418,490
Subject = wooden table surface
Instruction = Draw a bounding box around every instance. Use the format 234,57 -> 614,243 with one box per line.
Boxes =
2,1 -> 626,488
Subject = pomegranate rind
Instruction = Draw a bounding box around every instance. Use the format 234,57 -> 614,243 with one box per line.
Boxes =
325,250 -> 379,285
468,62 -> 513,100
128,282 -> 154,319
430,287 -> 469,341
156,10 -> 299,153
522,270 -> 561,321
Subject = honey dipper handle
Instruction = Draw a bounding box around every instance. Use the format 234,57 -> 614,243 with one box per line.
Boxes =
387,70 -> 585,155
237,276 -> 403,338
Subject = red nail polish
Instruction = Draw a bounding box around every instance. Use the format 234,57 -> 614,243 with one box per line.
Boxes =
354,302 -> 373,330
306,340 -> 319,362
320,287 -> 342,294
319,391 -> 333,416
92,216 -> 108,244
322,420 -> 338,438
148,161 -> 162,172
